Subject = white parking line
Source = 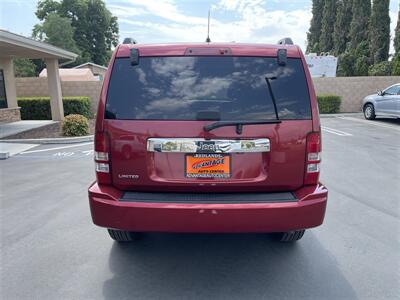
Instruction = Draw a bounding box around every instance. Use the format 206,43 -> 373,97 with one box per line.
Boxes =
52,150 -> 94,157
321,126 -> 353,136
20,142 -> 93,154
337,116 -> 400,132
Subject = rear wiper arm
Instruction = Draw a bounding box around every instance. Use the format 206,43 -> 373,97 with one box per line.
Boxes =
265,76 -> 280,121
204,119 -> 281,134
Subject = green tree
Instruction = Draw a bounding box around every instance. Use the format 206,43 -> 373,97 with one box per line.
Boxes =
13,59 -> 36,77
368,61 -> 392,76
319,0 -> 337,53
35,0 -> 60,20
337,52 -> 355,76
354,41 -> 370,76
392,55 -> 400,75
337,41 -> 370,76
32,12 -> 80,55
35,0 -> 119,66
354,56 -> 369,76
307,0 -> 325,53
333,0 -> 353,55
349,0 -> 371,50
369,0 -> 390,64
394,6 -> 400,55
59,0 -> 91,64
392,6 -> 400,75
86,0 -> 118,65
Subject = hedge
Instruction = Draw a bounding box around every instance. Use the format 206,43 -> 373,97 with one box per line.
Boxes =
317,95 -> 341,114
17,96 -> 91,120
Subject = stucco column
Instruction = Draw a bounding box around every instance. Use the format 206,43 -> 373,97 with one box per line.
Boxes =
0,57 -> 18,108
45,58 -> 64,121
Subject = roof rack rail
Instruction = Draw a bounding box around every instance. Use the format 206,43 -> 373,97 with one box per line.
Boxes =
277,38 -> 294,45
123,38 -> 137,44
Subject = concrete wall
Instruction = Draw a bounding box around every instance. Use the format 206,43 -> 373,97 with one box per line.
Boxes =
313,76 -> 400,112
15,77 -> 102,112
15,76 -> 400,114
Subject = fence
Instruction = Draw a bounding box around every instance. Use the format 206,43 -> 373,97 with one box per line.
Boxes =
15,77 -> 102,112
313,76 -> 400,112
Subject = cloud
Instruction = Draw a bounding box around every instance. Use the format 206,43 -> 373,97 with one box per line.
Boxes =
110,0 -> 311,50
110,0 -> 398,54
114,0 -> 206,25
107,5 -> 148,18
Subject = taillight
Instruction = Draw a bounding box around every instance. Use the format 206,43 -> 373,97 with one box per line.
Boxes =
95,132 -> 111,184
304,132 -> 321,185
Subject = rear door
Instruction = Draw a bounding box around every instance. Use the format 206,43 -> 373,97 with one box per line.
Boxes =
105,55 -> 313,192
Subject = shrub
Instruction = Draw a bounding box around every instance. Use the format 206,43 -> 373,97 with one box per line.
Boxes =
61,114 -> 89,136
368,61 -> 392,76
317,95 -> 341,114
17,96 -> 91,120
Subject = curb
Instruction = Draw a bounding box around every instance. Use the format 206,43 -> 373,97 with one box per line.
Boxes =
0,152 -> 10,160
320,113 -> 363,118
0,135 -> 94,144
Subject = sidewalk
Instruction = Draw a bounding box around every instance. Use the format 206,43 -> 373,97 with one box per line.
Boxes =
0,143 -> 37,159
0,121 -> 55,159
0,120 -> 55,139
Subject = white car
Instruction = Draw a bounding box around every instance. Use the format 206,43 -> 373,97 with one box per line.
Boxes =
362,84 -> 400,120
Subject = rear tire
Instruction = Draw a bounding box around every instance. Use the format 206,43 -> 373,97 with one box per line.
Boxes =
278,230 -> 305,242
107,229 -> 137,242
363,103 -> 376,120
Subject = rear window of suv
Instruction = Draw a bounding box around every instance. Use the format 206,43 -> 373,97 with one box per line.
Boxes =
106,56 -> 311,120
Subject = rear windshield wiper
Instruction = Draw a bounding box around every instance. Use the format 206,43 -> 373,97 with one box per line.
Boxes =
204,119 -> 282,134
203,76 -> 281,134
265,76 -> 280,121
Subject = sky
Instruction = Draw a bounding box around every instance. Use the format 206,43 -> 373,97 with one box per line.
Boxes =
0,0 -> 399,53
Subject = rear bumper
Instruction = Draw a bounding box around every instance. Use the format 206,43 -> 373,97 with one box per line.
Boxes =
88,183 -> 328,233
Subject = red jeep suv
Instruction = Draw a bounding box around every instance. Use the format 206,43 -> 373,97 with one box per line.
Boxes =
88,42 -> 328,242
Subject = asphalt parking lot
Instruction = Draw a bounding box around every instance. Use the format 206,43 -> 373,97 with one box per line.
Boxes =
1,115 -> 399,300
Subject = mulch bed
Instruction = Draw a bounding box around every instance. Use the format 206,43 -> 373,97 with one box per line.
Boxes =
1,119 -> 95,140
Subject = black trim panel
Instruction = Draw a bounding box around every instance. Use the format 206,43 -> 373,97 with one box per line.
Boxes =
120,191 -> 297,204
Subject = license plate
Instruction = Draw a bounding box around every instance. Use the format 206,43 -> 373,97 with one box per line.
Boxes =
185,154 -> 231,178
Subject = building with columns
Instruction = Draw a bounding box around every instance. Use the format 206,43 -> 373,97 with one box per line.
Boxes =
0,29 -> 78,122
